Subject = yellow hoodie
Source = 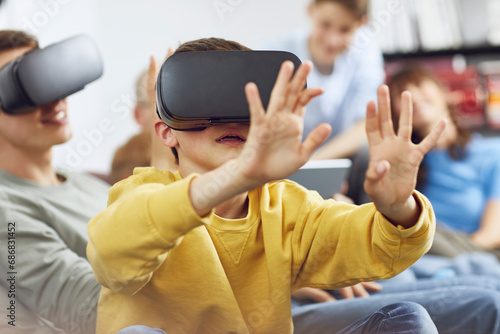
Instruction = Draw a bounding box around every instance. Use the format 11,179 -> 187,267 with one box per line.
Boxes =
87,167 -> 435,334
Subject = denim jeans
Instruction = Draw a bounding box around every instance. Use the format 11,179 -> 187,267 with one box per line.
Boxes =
336,302 -> 437,334
292,275 -> 500,334
116,326 -> 166,334
115,302 -> 436,334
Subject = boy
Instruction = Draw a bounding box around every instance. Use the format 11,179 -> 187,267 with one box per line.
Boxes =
87,38 -> 445,334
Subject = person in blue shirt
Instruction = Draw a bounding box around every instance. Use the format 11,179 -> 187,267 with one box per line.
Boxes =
262,0 -> 384,160
388,66 -> 500,256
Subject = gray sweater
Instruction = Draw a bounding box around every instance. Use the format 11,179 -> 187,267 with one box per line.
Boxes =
0,170 -> 109,334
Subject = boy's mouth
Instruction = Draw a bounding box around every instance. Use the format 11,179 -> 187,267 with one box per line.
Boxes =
215,130 -> 246,145
216,135 -> 245,142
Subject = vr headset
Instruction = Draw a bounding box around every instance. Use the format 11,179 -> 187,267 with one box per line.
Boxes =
0,34 -> 103,114
156,50 -> 303,130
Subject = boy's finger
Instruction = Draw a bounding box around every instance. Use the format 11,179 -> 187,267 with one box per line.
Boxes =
397,91 -> 413,141
339,287 -> 355,300
245,82 -> 266,122
365,101 -> 382,146
418,119 -> 447,155
268,61 -> 294,113
377,85 -> 395,138
365,160 -> 389,182
285,61 -> 312,112
361,281 -> 383,292
297,87 -> 324,115
352,284 -> 370,298
312,289 -> 336,303
301,123 -> 331,158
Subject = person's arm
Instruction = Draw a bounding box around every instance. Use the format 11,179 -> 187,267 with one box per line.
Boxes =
0,195 -> 99,334
471,200 -> 500,248
291,85 -> 445,289
470,151 -> 500,248
311,120 -> 366,159
290,189 -> 436,289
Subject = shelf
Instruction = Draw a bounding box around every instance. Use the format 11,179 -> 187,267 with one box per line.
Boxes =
383,45 -> 500,61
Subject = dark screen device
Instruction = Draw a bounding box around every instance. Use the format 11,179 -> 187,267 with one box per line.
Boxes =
0,34 -> 103,114
156,50 -> 303,130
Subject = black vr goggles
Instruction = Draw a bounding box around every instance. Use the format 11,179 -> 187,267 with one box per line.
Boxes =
156,50 -> 303,130
0,34 -> 103,114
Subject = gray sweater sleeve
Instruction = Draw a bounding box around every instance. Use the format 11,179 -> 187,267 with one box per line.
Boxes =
0,183 -> 102,334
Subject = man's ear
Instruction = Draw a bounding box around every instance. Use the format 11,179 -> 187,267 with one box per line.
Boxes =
154,119 -> 177,148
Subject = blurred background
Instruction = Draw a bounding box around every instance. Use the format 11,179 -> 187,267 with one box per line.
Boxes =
0,0 -> 312,173
1,0 -> 500,174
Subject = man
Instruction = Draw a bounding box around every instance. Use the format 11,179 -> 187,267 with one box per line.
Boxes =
0,30 -> 108,334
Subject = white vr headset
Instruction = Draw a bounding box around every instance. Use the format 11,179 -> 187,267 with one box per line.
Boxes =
0,34 -> 103,114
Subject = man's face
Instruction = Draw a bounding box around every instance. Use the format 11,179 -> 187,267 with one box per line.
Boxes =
166,123 -> 249,174
0,47 -> 72,152
308,2 -> 363,66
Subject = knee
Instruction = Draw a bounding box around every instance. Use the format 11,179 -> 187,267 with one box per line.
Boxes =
471,290 -> 500,320
115,325 -> 167,334
381,302 -> 438,334
382,301 -> 427,317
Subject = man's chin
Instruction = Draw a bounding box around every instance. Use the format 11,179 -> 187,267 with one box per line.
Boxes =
53,130 -> 73,146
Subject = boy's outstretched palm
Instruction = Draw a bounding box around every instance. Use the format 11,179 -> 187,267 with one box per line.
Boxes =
364,85 -> 446,224
240,61 -> 331,187
239,62 -> 445,227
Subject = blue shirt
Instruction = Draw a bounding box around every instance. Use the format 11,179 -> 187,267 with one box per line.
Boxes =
421,135 -> 500,233
261,28 -> 385,140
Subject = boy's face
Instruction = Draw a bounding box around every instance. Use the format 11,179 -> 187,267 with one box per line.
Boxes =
0,47 -> 72,152
157,122 -> 249,174
308,1 -> 364,66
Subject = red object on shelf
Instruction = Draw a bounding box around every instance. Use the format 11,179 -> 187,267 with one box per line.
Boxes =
435,68 -> 486,129
484,73 -> 500,129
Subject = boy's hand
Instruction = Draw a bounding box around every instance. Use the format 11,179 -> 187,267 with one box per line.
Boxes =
292,283 -> 382,303
237,61 -> 331,188
189,61 -> 329,217
364,85 -> 446,228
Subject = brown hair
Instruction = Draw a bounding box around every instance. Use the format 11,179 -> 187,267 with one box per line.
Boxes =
0,30 -> 39,53
387,66 -> 471,188
168,37 -> 252,163
313,0 -> 368,18
111,132 -> 151,184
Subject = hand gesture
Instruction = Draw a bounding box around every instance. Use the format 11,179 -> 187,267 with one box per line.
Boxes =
292,282 -> 383,303
364,85 -> 446,226
146,47 -> 175,116
237,61 -> 331,188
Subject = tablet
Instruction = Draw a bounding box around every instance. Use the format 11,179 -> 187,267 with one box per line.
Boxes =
287,159 -> 352,199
